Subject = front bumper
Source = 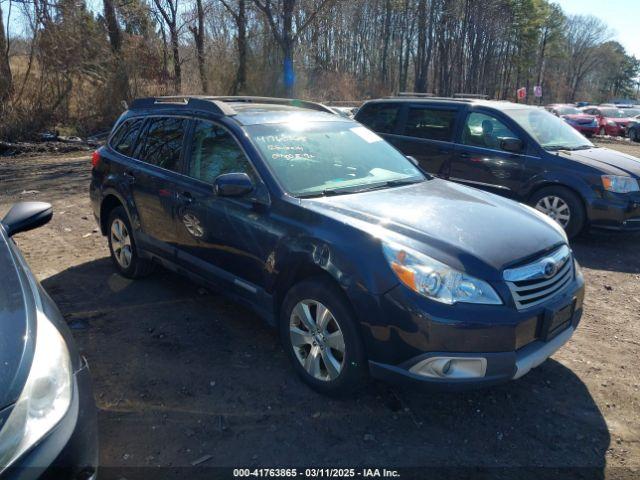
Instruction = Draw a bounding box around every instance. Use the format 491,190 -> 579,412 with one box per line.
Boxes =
587,192 -> 640,231
358,268 -> 585,389
4,359 -> 98,480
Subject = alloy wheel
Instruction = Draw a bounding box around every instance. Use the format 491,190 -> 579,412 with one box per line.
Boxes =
535,195 -> 571,228
110,218 -> 133,269
289,300 -> 346,382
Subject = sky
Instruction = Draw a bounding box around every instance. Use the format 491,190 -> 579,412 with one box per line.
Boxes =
555,0 -> 640,59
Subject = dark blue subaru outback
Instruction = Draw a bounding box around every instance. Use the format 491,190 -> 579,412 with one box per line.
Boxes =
90,96 -> 585,395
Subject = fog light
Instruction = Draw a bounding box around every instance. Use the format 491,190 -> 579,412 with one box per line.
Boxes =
409,356 -> 487,379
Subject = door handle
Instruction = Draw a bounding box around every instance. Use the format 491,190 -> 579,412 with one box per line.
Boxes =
123,170 -> 135,183
177,191 -> 193,204
459,152 -> 470,158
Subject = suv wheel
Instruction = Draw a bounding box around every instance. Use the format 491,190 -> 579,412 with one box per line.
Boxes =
280,278 -> 367,396
630,129 -> 638,142
530,186 -> 586,239
107,207 -> 154,278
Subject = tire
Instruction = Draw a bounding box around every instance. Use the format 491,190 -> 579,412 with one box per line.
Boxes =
107,206 -> 154,278
530,186 -> 586,239
279,277 -> 367,396
630,129 -> 638,143
599,127 -> 606,136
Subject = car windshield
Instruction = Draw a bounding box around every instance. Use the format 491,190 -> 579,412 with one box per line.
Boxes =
622,108 -> 640,117
600,108 -> 626,118
557,107 -> 581,115
505,108 -> 594,151
246,121 -> 425,197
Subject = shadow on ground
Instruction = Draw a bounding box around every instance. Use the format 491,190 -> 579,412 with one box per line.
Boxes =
42,258 -> 610,477
572,230 -> 640,273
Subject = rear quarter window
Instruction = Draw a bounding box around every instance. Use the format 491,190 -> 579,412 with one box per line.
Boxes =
356,103 -> 401,134
109,118 -> 144,157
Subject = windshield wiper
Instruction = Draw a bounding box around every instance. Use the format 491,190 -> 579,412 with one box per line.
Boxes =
297,178 -> 424,198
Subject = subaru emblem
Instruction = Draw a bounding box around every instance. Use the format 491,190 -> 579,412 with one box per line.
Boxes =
543,259 -> 558,278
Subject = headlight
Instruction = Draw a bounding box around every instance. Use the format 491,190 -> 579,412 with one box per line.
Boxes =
602,175 -> 640,193
607,120 -> 617,126
382,242 -> 502,305
0,310 -> 73,469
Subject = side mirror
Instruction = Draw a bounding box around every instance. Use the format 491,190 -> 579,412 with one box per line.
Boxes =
406,155 -> 419,167
214,173 -> 254,197
2,202 -> 53,237
500,137 -> 523,153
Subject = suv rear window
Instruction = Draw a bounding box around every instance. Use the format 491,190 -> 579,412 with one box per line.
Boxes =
357,103 -> 401,134
404,107 -> 457,141
110,118 -> 144,157
137,117 -> 188,171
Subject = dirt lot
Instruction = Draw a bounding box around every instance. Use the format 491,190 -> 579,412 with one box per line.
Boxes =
1,141 -> 639,479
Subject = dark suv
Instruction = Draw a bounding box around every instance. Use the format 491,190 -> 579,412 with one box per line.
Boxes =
355,97 -> 640,237
91,96 -> 585,395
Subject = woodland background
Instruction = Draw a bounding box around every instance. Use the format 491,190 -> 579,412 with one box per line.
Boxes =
0,0 -> 639,140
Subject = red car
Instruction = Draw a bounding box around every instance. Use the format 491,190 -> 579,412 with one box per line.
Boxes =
581,106 -> 635,136
546,104 -> 598,137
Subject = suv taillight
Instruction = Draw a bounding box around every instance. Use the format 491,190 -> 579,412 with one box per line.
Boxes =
91,150 -> 101,168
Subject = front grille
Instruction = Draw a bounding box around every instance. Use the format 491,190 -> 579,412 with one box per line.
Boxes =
504,245 -> 574,310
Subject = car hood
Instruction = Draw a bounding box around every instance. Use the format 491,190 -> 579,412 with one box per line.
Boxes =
0,231 -> 34,409
302,179 -> 566,279
557,147 -> 640,177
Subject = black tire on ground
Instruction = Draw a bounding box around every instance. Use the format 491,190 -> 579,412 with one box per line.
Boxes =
630,129 -> 638,143
530,186 -> 587,239
107,206 -> 154,278
279,277 -> 368,396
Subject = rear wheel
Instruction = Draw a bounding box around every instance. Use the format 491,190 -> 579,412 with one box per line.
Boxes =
280,277 -> 367,396
107,206 -> 154,278
530,186 -> 586,239
630,129 -> 638,142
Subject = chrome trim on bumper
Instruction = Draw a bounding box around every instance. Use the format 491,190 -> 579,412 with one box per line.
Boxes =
513,326 -> 574,380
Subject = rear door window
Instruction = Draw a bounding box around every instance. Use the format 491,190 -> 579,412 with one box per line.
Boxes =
137,117 -> 188,172
357,103 -> 401,134
187,120 -> 254,184
110,118 -> 144,157
404,107 -> 457,141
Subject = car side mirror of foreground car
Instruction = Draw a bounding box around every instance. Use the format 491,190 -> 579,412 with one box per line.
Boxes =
214,173 -> 254,197
500,137 -> 523,153
2,202 -> 53,237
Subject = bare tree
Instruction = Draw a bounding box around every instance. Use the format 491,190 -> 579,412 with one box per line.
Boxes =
189,0 -> 207,92
253,0 -> 336,97
152,0 -> 182,92
220,0 -> 247,94
0,3 -> 13,102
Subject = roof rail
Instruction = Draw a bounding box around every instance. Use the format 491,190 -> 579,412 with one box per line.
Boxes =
395,92 -> 435,98
129,96 -> 237,116
453,93 -> 489,99
209,96 -> 335,114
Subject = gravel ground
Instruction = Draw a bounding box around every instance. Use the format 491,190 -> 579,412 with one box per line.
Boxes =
0,141 -> 639,479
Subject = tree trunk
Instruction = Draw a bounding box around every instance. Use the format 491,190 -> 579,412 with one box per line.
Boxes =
0,4 -> 13,102
191,0 -> 207,93
103,0 -> 122,52
170,28 -> 181,93
282,0 -> 295,97
234,0 -> 247,94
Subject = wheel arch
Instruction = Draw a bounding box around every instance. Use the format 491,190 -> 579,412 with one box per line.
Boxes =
99,189 -> 134,235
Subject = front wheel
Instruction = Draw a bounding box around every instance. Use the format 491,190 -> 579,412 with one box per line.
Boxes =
630,129 -> 638,143
280,277 -> 367,396
530,186 -> 586,239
